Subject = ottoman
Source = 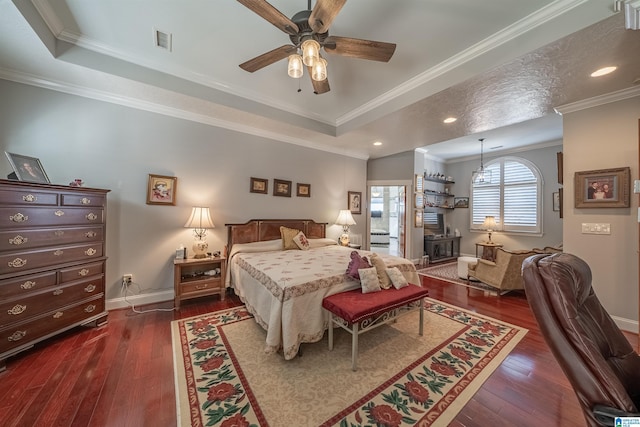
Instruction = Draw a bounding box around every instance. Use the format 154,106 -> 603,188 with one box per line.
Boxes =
457,256 -> 479,280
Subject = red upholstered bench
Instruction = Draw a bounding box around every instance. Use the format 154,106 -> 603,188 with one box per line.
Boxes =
322,284 -> 429,371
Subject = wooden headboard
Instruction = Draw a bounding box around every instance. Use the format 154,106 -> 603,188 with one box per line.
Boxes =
225,219 -> 327,252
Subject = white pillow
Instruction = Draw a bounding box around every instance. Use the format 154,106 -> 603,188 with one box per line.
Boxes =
292,231 -> 310,250
359,267 -> 382,293
386,267 -> 409,289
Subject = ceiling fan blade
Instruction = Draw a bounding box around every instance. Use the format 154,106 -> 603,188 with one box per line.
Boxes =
324,36 -> 396,62
240,45 -> 297,72
309,0 -> 346,33
307,67 -> 330,94
236,0 -> 299,35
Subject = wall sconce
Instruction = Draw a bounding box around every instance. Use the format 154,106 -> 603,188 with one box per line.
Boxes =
184,207 -> 215,258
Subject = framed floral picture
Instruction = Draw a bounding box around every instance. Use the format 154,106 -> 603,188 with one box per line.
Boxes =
250,177 -> 268,194
146,174 -> 177,205
296,183 -> 311,197
273,179 -> 292,197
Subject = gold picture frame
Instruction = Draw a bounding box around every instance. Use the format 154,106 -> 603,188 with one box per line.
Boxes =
146,174 -> 177,205
414,210 -> 423,227
414,174 -> 423,192
574,167 -> 630,208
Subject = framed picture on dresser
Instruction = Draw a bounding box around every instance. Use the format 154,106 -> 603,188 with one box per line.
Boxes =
5,152 -> 50,184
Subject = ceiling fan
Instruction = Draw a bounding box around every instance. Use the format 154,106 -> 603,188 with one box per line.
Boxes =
236,0 -> 396,94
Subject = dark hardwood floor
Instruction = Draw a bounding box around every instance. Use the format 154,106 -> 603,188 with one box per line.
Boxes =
0,275 -> 636,426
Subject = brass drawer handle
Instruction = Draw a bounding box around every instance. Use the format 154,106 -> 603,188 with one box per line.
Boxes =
78,268 -> 90,276
84,304 -> 96,313
8,258 -> 27,268
10,213 -> 28,223
8,330 -> 26,342
85,248 -> 97,256
54,230 -> 64,236
8,304 -> 26,315
84,284 -> 96,293
22,194 -> 37,202
81,198 -> 91,205
53,311 -> 63,319
9,235 -> 27,245
54,249 -> 64,256
85,231 -> 97,238
53,289 -> 63,296
196,284 -> 209,290
21,280 -> 36,290
54,210 -> 64,217
86,213 -> 98,221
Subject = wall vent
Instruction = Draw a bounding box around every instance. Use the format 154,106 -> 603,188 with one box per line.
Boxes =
153,29 -> 172,51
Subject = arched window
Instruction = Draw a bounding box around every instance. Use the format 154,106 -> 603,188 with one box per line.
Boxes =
471,157 -> 543,235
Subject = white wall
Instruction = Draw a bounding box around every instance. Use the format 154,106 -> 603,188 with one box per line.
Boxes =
0,80 -> 367,307
563,95 -> 640,329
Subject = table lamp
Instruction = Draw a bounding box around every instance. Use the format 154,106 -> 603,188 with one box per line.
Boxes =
335,209 -> 356,246
482,215 -> 497,243
184,207 -> 215,258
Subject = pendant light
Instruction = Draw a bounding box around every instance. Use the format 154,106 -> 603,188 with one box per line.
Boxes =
472,138 -> 492,184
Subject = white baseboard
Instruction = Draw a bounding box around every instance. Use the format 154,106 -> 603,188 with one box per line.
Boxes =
106,289 -> 174,311
612,315 -> 639,334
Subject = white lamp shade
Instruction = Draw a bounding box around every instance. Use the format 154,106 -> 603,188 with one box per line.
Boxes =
335,209 -> 356,226
184,207 -> 215,230
287,54 -> 303,78
482,215 -> 497,231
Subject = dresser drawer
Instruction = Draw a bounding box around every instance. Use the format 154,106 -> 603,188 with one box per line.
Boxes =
0,243 -> 104,275
0,190 -> 58,206
0,276 -> 104,325
0,207 -> 104,229
0,296 -> 104,354
0,226 -> 103,252
60,193 -> 105,207
0,271 -> 57,299
59,261 -> 105,283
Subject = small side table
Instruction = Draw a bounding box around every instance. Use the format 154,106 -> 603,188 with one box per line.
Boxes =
475,242 -> 503,262
174,256 -> 226,309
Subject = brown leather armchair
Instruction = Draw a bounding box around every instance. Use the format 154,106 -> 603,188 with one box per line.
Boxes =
522,253 -> 640,427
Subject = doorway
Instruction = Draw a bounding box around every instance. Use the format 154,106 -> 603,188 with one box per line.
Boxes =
368,185 -> 406,257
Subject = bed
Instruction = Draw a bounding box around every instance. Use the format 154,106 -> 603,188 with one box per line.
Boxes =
225,219 -> 419,360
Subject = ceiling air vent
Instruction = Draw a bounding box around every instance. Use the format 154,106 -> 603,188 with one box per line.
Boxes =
153,29 -> 172,52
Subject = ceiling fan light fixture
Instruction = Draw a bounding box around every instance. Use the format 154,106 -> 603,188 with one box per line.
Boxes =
301,39 -> 320,66
288,54 -> 304,78
311,57 -> 327,81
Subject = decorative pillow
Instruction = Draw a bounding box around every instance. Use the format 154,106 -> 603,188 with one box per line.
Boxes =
359,267 -> 382,294
346,251 -> 371,280
386,267 -> 409,289
280,226 -> 301,250
369,253 -> 391,289
292,231 -> 310,250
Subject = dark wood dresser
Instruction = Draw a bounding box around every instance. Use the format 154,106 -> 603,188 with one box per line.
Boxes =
0,180 -> 109,371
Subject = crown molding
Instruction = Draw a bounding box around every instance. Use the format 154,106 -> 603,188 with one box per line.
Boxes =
555,85 -> 640,114
0,68 -> 369,160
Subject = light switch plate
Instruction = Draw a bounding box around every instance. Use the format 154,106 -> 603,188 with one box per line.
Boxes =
581,223 -> 611,234
635,180 -> 640,193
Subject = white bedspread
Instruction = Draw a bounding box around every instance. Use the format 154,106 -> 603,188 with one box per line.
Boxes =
226,239 -> 419,359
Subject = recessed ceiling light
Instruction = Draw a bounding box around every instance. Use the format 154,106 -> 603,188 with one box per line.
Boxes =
590,66 -> 617,77
373,141 -> 382,146
443,117 -> 457,123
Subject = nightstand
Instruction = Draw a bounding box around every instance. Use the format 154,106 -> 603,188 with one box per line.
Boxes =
173,256 -> 226,309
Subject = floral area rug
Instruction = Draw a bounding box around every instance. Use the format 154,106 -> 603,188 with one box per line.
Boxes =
417,262 -> 499,294
171,299 -> 527,426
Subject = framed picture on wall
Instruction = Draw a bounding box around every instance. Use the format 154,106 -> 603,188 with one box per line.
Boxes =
250,177 -> 268,194
5,152 -> 50,184
273,179 -> 292,197
454,197 -> 469,208
414,174 -> 423,192
414,210 -> 423,227
146,174 -> 177,205
348,191 -> 362,214
296,183 -> 311,197
574,167 -> 630,208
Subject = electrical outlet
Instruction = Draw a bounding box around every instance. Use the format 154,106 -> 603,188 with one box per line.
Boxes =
122,274 -> 133,287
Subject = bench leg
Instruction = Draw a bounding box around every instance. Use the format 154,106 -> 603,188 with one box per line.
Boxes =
328,315 -> 334,351
419,299 -> 424,336
351,323 -> 359,371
